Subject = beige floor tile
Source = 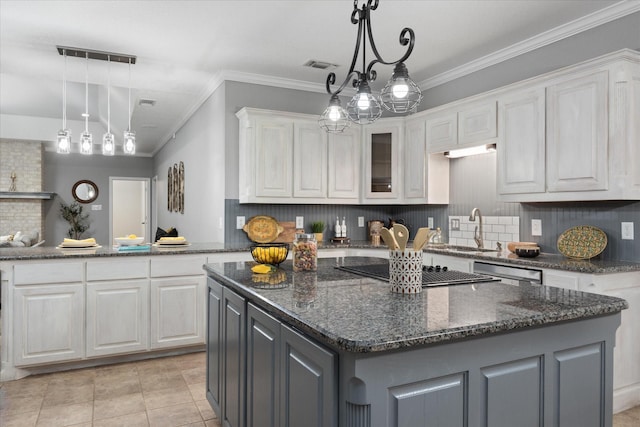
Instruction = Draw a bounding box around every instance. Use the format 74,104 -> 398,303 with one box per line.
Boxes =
95,362 -> 140,378
36,401 -> 93,426
42,383 -> 94,407
0,393 -> 44,416
139,371 -> 187,393
183,423 -> 205,427
173,352 -> 206,371
204,419 -> 222,427
93,392 -> 146,421
135,358 -> 178,376
0,376 -> 50,398
143,386 -> 193,410
0,409 -> 39,427
147,402 -> 202,427
47,368 -> 96,386
181,366 -> 206,385
94,375 -> 141,400
188,382 -> 207,402
93,411 -> 149,427
195,399 -> 215,421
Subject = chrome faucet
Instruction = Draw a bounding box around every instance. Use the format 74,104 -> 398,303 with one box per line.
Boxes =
469,208 -> 484,249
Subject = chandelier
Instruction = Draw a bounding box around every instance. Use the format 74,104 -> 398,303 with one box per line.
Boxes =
55,46 -> 137,155
319,0 -> 423,133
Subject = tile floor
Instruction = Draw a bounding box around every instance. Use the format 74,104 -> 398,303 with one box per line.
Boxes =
1,350 -> 638,426
0,352 -> 220,427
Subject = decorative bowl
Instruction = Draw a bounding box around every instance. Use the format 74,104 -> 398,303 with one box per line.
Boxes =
507,241 -> 537,253
250,243 -> 289,266
115,236 -> 145,246
515,245 -> 540,258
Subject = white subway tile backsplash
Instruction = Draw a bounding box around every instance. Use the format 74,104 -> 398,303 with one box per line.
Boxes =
448,215 -> 520,248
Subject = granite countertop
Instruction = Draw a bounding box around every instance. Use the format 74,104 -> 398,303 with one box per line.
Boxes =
2,240 -> 639,275
204,257 -> 628,353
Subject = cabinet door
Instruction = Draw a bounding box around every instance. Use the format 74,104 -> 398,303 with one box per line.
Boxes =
150,277 -> 205,349
247,303 -> 281,427
426,111 -> 457,153
293,121 -> 327,198
327,127 -> 360,199
222,287 -> 246,427
280,324 -> 336,427
547,70 -> 609,192
86,280 -> 149,357
458,101 -> 497,145
404,119 -> 427,200
207,278 -> 223,418
497,88 -> 546,195
255,118 -> 293,198
14,284 -> 84,366
363,122 -> 401,200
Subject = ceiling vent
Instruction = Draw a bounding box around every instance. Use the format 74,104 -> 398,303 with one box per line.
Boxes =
303,60 -> 338,70
138,98 -> 156,107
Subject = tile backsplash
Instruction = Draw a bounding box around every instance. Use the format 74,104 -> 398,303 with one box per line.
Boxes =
448,216 -> 520,250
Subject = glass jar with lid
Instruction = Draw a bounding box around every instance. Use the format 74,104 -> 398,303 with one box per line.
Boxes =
293,233 -> 318,272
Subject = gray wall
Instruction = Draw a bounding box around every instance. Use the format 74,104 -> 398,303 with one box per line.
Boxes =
419,12 -> 640,109
43,152 -> 153,245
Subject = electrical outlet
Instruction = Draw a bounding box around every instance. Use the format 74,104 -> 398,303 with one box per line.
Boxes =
358,216 -> 364,227
428,217 -> 434,229
531,219 -> 542,236
91,204 -> 102,211
236,216 -> 245,229
622,222 -> 634,240
296,216 -> 304,229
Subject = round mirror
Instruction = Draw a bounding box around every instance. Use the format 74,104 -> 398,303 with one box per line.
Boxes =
72,180 -> 99,204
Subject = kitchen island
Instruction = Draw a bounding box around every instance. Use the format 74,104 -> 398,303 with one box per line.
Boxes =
204,257 -> 628,427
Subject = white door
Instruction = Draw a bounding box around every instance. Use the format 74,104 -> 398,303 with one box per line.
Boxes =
110,177 -> 150,244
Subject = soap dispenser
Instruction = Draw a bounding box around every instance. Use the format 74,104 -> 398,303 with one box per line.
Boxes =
341,217 -> 347,238
335,217 -> 341,238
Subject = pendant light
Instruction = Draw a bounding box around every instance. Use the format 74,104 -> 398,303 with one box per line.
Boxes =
123,58 -> 136,155
320,0 -> 422,131
318,94 -> 350,133
56,49 -> 71,154
79,52 -> 93,155
102,55 -> 115,156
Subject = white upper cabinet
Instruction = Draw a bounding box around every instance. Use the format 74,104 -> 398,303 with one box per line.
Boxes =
363,119 -> 402,201
327,127 -> 360,200
405,117 -> 450,204
546,70 -> 609,193
497,50 -> 640,201
254,117 -> 293,198
497,87 -> 546,195
293,122 -> 328,199
426,100 -> 497,153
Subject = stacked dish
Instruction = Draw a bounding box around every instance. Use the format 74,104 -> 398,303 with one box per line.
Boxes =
153,236 -> 190,247
57,237 -> 100,249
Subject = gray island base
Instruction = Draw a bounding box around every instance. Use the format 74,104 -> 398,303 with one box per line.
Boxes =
204,257 -> 627,427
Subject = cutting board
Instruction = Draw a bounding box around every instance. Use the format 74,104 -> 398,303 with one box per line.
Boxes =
273,221 -> 300,243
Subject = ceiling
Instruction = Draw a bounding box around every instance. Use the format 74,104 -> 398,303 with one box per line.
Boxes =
1,0 -> 638,156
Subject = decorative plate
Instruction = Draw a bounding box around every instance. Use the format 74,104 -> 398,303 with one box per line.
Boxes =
243,215 -> 283,243
557,225 -> 607,259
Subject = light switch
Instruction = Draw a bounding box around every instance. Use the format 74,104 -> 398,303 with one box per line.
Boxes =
531,219 -> 542,236
622,222 -> 634,240
296,216 -> 304,228
236,216 -> 245,229
428,217 -> 434,229
358,217 -> 365,227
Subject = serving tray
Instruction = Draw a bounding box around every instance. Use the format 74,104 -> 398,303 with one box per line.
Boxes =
243,215 -> 283,243
557,225 -> 607,259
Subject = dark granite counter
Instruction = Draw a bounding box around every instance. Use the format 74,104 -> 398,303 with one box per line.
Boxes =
2,240 -> 639,274
204,257 -> 628,353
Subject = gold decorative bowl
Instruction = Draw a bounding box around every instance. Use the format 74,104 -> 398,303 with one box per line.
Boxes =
250,243 -> 289,266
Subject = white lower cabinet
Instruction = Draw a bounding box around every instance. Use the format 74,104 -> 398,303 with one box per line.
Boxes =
86,280 -> 149,357
150,276 -> 206,349
14,284 -> 85,366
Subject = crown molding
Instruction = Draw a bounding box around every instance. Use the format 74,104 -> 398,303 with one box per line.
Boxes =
418,1 -> 640,90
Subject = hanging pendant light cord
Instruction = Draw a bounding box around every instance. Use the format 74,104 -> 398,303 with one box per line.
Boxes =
84,52 -> 89,132
128,59 -> 131,132
107,55 -> 111,133
62,49 -> 67,129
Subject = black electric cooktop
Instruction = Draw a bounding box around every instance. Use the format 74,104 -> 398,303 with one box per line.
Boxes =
337,263 -> 498,287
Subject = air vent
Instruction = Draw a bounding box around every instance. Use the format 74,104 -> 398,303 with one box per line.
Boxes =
138,98 -> 156,107
303,60 -> 338,70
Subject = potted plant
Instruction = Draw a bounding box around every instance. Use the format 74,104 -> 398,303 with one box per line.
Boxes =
60,201 -> 90,239
310,221 -> 325,243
